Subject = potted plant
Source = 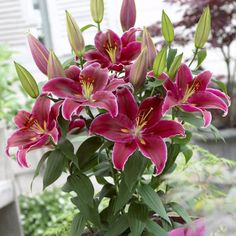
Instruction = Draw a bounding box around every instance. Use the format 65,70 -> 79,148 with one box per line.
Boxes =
6,0 -> 230,235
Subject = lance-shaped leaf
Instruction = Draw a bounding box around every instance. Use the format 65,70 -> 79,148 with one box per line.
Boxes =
66,11 -> 85,57
129,47 -> 148,90
120,0 -> 136,32
197,49 -> 207,68
161,10 -> 174,44
27,33 -> 49,75
153,46 -> 167,77
14,62 -> 39,98
142,27 -> 157,70
47,50 -> 65,79
90,0 -> 104,24
194,6 -> 211,48
168,53 -> 183,79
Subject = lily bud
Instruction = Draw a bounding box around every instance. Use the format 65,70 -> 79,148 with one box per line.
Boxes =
90,0 -> 104,24
27,33 -> 49,75
47,50 -> 65,79
66,11 -> 85,57
142,27 -> 157,70
129,47 -> 148,90
120,0 -> 136,32
194,6 -> 211,48
14,62 -> 39,98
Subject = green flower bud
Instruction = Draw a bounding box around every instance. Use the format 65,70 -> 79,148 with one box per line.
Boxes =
90,0 -> 104,24
14,62 -> 39,98
66,11 -> 85,57
161,10 -> 174,44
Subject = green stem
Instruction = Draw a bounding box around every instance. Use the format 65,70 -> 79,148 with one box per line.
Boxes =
86,107 -> 94,119
97,22 -> 101,32
189,48 -> 199,67
79,56 -> 84,69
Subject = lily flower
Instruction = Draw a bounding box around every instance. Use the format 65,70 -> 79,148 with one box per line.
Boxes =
84,28 -> 141,71
90,88 -> 185,174
6,96 -> 60,167
42,63 -> 118,120
163,64 -> 230,127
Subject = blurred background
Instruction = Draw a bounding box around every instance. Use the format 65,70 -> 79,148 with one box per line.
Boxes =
0,0 -> 235,236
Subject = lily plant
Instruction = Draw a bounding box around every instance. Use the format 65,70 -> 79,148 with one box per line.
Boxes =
6,0 -> 230,236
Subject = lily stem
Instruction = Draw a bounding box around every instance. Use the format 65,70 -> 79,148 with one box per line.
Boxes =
189,48 -> 199,67
86,107 -> 94,119
97,22 -> 101,32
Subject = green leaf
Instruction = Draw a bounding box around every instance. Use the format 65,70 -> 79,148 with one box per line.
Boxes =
62,56 -> 75,70
167,48 -> 177,70
58,114 -> 69,138
153,46 -> 167,77
14,62 -> 39,98
145,219 -> 167,236
172,130 -> 192,145
76,136 -> 103,169
114,179 -> 133,214
128,203 -> 148,236
161,143 -> 180,175
181,145 -> 193,164
124,151 -> 147,191
31,151 -> 51,190
197,49 -> 207,68
176,110 -> 204,128
168,53 -> 183,79
81,24 -> 97,32
104,214 -> 129,236
43,149 -> 65,189
169,202 -> 192,224
194,6 -> 211,48
98,183 -> 116,202
161,10 -> 174,44
138,183 -> 170,224
69,213 -> 86,236
212,79 -> 227,94
71,197 -> 101,227
68,174 -> 94,205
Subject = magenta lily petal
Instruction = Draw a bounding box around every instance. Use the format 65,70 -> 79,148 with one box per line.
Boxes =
168,219 -> 205,236
95,30 -> 121,59
137,135 -> 167,175
207,88 -> 231,106
62,99 -> 81,120
48,101 -> 63,129
192,70 -> 212,91
84,50 -> 111,68
90,113 -> 133,143
69,118 -> 85,132
112,141 -> 137,170
180,104 -> 212,127
164,79 -> 178,97
43,77 -> 82,99
117,88 -> 138,120
119,41 -> 141,64
80,63 -> 109,92
105,78 -> 128,92
163,91 -> 179,115
14,110 -> 31,128
176,64 -> 193,98
84,91 -> 118,117
32,95 -> 50,127
148,120 -> 185,138
138,95 -> 164,128
188,91 -> 228,116
65,65 -> 81,81
16,134 -> 49,167
121,28 -> 139,47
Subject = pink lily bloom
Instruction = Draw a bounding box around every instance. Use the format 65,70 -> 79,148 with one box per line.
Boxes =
169,219 -> 205,236
6,96 -> 59,167
90,88 -> 185,174
84,28 -> 141,71
163,64 -> 230,127
42,63 -> 118,120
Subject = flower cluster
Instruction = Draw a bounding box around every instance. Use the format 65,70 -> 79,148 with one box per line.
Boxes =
6,0 -> 230,235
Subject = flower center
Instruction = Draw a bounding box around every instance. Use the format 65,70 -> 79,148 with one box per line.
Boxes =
180,81 -> 200,103
80,78 -> 94,99
27,117 -> 46,134
104,32 -> 117,63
